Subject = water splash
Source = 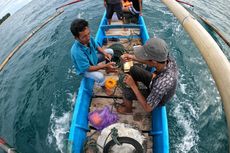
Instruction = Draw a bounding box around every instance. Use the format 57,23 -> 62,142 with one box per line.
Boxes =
174,104 -> 199,153
47,108 -> 70,153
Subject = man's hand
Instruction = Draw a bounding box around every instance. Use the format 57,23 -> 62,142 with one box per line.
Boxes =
120,54 -> 134,62
105,62 -> 118,73
104,52 -> 112,61
123,74 -> 136,88
105,62 -> 116,69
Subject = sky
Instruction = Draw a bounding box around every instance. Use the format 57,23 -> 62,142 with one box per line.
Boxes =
0,0 -> 32,19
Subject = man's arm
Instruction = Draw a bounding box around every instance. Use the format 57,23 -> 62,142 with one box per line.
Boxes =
97,46 -> 106,55
97,46 -> 112,61
131,84 -> 153,112
88,62 -> 115,71
121,53 -> 149,65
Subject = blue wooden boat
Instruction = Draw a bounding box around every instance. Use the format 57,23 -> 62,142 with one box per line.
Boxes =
68,12 -> 169,153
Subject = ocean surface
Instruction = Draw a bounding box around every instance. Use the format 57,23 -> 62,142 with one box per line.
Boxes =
0,0 -> 229,153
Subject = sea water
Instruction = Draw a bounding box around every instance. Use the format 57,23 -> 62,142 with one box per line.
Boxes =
0,0 -> 229,152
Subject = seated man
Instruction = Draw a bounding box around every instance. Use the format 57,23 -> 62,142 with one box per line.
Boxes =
70,19 -> 116,88
118,38 -> 178,113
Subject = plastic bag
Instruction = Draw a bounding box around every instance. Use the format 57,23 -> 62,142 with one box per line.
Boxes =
88,106 -> 118,130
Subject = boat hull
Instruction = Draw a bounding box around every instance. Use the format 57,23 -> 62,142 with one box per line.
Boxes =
68,12 -> 169,153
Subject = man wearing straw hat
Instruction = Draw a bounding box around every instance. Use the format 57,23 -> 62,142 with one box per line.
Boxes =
118,38 -> 178,113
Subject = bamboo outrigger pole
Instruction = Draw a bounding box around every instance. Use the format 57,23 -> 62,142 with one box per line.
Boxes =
0,9 -> 64,72
161,0 -> 230,150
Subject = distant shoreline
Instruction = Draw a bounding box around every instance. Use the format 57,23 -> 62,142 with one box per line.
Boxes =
0,13 -> 11,25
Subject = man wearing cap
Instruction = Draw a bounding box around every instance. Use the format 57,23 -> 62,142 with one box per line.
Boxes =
118,38 -> 178,113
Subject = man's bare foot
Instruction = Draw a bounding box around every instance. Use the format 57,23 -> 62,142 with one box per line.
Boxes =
116,104 -> 132,115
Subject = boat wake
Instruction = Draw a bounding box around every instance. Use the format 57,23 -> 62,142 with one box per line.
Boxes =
47,92 -> 75,153
173,103 -> 199,153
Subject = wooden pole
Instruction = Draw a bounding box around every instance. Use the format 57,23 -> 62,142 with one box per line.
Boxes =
161,0 -> 230,150
0,9 -> 64,72
56,0 -> 83,10
176,0 -> 230,47
198,15 -> 230,47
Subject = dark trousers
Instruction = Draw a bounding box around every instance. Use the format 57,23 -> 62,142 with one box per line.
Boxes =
106,3 -> 123,20
123,65 -> 152,101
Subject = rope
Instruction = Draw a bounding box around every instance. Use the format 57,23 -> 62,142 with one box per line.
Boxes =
0,9 -> 64,72
177,1 -> 230,47
83,130 -> 103,152
103,127 -> 121,148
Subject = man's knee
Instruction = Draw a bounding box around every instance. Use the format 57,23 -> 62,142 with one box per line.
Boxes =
105,48 -> 114,55
95,72 -> 105,82
129,65 -> 139,76
122,87 -> 136,101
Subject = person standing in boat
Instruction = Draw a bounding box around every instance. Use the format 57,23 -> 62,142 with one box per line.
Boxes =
117,38 -> 178,113
104,0 -> 123,25
122,0 -> 142,16
70,19 -> 116,88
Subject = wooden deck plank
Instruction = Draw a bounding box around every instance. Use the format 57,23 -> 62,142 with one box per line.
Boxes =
90,97 -> 151,131
106,29 -> 140,36
103,38 -> 142,52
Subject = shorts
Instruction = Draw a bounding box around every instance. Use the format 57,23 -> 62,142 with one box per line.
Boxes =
106,3 -> 123,20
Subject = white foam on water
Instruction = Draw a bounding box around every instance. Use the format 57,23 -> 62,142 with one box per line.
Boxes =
77,12 -> 85,19
47,92 -> 75,153
174,104 -> 199,153
47,108 -> 71,153
67,92 -> 76,106
180,83 -> 187,94
178,74 -> 187,95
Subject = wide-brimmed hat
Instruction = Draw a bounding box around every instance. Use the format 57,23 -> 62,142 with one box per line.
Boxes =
134,38 -> 169,62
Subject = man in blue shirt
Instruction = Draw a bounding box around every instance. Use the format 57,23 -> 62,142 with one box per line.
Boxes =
70,19 -> 116,86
